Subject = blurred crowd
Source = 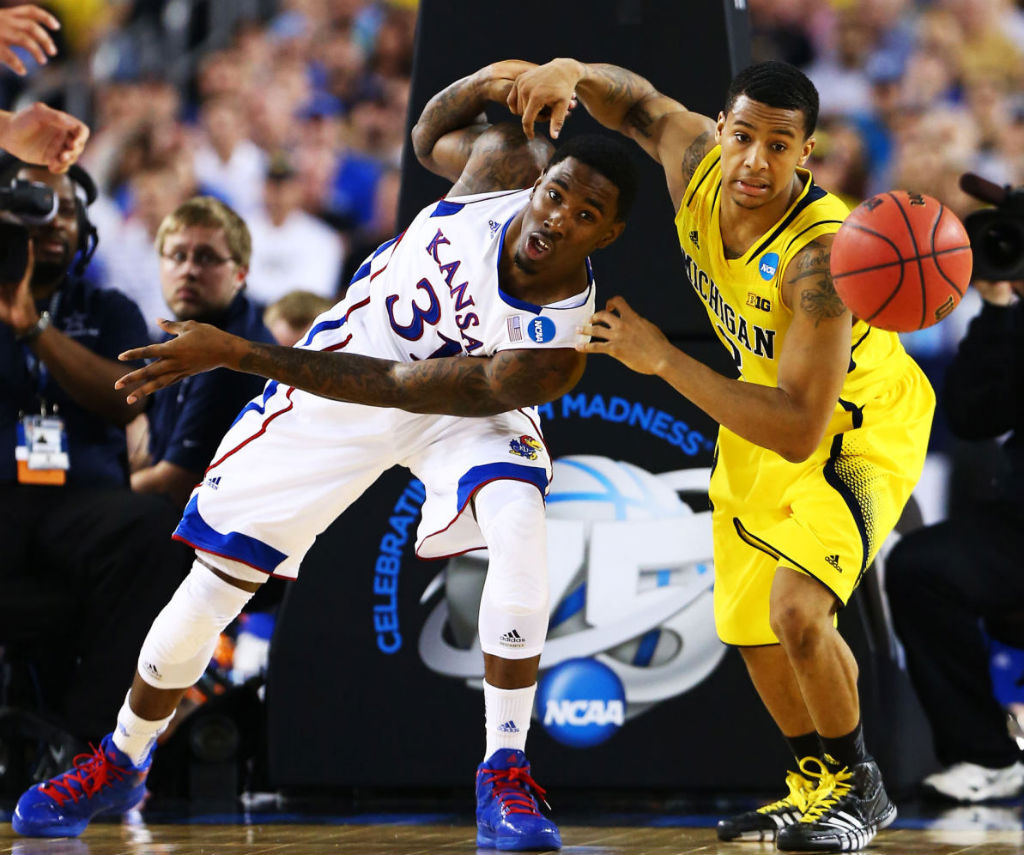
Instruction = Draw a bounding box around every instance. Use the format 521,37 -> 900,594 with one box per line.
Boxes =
1,0 -> 415,343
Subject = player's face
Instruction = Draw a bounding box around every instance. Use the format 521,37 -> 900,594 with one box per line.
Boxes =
715,95 -> 815,210
21,168 -> 79,284
159,225 -> 246,322
515,159 -> 624,276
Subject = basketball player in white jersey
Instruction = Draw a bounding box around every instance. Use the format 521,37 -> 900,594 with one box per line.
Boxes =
12,61 -> 637,852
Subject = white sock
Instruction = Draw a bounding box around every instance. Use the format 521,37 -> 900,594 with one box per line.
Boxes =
484,681 -> 536,760
113,691 -> 173,767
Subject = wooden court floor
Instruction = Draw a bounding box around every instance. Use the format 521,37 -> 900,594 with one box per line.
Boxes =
2,805 -> 1024,855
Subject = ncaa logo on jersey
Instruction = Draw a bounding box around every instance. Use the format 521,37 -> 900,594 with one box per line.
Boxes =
538,658 -> 626,748
758,252 -> 780,281
527,315 -> 556,343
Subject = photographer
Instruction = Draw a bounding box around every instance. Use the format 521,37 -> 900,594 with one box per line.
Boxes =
0,162 -> 191,750
886,274 -> 1024,802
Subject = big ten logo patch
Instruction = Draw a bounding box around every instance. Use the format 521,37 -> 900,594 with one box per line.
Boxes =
746,293 -> 771,312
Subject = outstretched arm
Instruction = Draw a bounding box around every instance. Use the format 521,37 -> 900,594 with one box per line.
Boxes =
508,58 -> 717,211
411,60 -> 555,195
116,320 -> 585,418
579,238 -> 851,463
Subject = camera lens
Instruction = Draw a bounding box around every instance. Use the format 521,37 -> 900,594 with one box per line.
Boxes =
981,222 -> 1023,270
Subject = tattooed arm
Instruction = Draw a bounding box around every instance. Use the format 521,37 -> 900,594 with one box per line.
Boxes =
577,237 -> 850,462
507,58 -> 716,210
115,319 -> 585,417
410,60 -> 554,193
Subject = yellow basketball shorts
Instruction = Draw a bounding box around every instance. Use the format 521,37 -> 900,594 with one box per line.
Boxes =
709,363 -> 934,646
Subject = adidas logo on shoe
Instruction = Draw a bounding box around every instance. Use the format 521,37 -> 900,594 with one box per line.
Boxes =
497,720 -> 520,734
500,629 -> 525,648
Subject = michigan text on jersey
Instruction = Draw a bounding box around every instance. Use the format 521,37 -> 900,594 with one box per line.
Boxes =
683,250 -> 776,362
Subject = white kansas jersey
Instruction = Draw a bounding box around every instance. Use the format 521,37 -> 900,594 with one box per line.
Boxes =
297,188 -> 596,359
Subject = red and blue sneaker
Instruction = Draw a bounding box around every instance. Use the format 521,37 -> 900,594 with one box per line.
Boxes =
12,734 -> 151,838
475,748 -> 561,851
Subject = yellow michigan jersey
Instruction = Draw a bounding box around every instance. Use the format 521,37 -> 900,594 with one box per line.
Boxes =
676,145 -> 935,646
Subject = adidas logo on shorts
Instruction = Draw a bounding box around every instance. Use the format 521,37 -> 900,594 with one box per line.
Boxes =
500,629 -> 526,648
825,554 -> 843,572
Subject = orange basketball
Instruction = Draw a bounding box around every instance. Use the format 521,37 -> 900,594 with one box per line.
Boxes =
830,191 -> 973,332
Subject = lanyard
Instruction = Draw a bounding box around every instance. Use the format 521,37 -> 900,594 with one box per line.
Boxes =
21,289 -> 62,412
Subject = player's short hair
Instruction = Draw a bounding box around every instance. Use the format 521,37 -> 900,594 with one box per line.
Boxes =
724,61 -> 820,138
545,134 -> 637,222
156,196 -> 252,267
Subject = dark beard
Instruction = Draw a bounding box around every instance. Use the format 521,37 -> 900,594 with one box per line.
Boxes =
31,259 -> 70,286
513,251 -> 538,275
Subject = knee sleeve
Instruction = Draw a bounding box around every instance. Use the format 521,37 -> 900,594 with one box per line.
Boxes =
138,558 -> 258,689
475,480 -> 549,659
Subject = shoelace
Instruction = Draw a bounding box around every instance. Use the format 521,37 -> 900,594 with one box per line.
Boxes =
757,768 -> 815,815
797,757 -> 853,824
479,765 -> 550,816
40,744 -> 129,807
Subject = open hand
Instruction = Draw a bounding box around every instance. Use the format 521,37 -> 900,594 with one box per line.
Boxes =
0,5 -> 58,74
115,318 -> 240,403
2,102 -> 89,173
576,296 -> 672,375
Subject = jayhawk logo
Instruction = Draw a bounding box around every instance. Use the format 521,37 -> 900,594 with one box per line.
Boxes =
508,435 -> 542,460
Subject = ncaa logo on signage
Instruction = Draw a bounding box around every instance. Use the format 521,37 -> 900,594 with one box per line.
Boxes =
758,251 -> 780,281
537,658 -> 625,747
527,315 -> 556,344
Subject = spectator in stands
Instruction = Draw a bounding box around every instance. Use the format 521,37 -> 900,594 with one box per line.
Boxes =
98,158 -> 189,341
132,197 -> 274,508
262,290 -> 335,347
193,95 -> 266,218
245,154 -> 345,307
886,277 -> 1024,802
0,162 -> 190,744
808,117 -> 869,207
803,5 -> 878,118
195,49 -> 247,105
338,163 -> 399,289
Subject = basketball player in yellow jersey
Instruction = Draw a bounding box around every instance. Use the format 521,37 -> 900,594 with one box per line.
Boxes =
508,60 -> 934,852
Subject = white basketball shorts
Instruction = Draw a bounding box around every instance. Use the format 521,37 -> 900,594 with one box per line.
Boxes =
172,380 -> 552,578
